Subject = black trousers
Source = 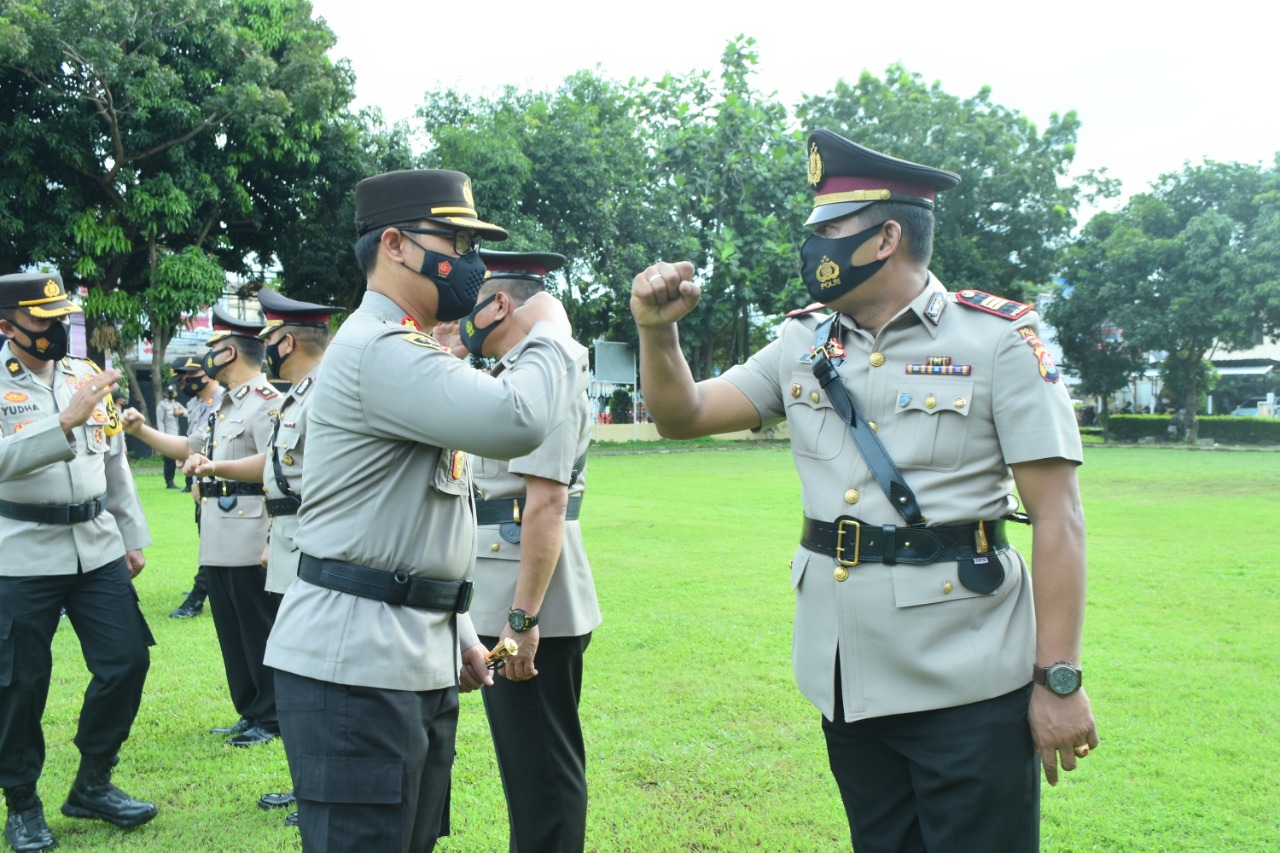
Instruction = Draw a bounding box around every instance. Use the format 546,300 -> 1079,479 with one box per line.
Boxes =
277,670 -> 458,853
204,565 -> 279,730
479,633 -> 591,853
0,559 -> 154,788
822,681 -> 1039,853
163,455 -> 177,487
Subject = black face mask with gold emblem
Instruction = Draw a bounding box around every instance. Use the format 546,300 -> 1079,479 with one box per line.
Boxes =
799,221 -> 888,305
8,316 -> 70,362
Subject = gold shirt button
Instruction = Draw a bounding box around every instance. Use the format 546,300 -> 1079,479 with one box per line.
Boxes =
201,498 -> 208,505
833,566 -> 849,582
790,383 -> 802,399
844,489 -> 860,504
491,543 -> 500,552
954,397 -> 967,409
238,510 -> 244,516
283,455 -> 294,466
869,420 -> 878,432
943,581 -> 953,594
218,414 -> 225,420
212,441 -> 218,448
869,352 -> 885,367
810,391 -> 821,404
924,395 -> 937,410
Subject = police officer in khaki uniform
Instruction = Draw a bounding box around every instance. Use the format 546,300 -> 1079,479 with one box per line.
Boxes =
167,354 -> 224,618
182,287 -> 334,826
0,272 -> 157,853
124,307 -> 283,747
630,131 -> 1099,852
264,169 -> 589,852
444,250 -> 601,852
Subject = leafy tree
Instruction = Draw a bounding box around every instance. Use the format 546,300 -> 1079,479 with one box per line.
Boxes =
1060,159 -> 1280,441
797,65 -> 1083,302
0,0 -> 354,415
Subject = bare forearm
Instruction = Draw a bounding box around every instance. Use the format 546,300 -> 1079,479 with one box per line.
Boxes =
132,425 -> 193,462
201,453 -> 266,483
510,497 -> 566,615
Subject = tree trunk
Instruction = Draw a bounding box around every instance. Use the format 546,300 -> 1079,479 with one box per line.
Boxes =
1184,386 -> 1200,444
1099,397 -> 1110,443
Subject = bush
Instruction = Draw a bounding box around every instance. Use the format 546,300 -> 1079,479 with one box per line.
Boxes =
1106,415 -> 1175,441
1104,414 -> 1280,444
608,388 -> 633,424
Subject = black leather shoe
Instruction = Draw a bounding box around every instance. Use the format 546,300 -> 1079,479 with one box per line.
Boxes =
227,726 -> 278,747
165,483 -> 181,490
3,786 -> 57,852
168,599 -> 204,619
284,811 -> 298,827
257,789 -> 295,810
180,486 -> 192,493
61,754 -> 157,828
210,717 -> 250,736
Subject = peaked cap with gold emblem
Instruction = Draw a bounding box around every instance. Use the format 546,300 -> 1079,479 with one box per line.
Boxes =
478,249 -> 566,282
354,169 -> 509,241
804,130 -> 961,226
256,287 -> 335,339
206,303 -> 264,346
171,354 -> 204,373
0,272 -> 82,318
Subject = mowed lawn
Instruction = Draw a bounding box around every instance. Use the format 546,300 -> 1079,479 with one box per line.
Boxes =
33,445 -> 1280,851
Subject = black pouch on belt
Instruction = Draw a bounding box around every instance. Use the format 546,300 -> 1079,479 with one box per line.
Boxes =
499,522 -> 522,544
957,553 -> 1004,594
218,494 -> 239,512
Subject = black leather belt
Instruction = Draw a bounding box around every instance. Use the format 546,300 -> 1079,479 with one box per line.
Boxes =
800,517 -> 1009,566
199,480 -> 266,498
265,496 -> 302,517
298,553 -> 473,613
474,494 -> 583,525
0,495 -> 106,524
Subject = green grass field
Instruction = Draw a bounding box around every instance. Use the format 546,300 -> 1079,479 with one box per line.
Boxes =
32,445 -> 1280,851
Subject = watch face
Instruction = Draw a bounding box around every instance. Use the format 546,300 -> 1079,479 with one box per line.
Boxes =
1048,665 -> 1080,694
508,610 -> 526,631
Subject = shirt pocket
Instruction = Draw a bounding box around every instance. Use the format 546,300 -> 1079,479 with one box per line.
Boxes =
891,549 -> 1016,608
890,378 -> 974,471
213,419 -> 246,455
431,449 -> 471,496
476,525 -> 522,563
783,370 -> 844,461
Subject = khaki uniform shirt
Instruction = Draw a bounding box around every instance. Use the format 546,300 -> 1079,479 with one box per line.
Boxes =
260,365 -> 318,594
0,343 -> 151,575
470,360 -> 601,638
266,291 -> 590,692
187,373 -> 277,567
156,399 -> 184,436
722,278 -> 1082,722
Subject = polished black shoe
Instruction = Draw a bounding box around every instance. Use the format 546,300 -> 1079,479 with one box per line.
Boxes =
257,789 -> 295,810
3,786 -> 57,852
168,597 -> 204,619
165,484 -> 181,490
210,717 -> 250,736
180,485 -> 192,493
227,726 -> 278,747
61,754 -> 157,828
284,811 -> 298,827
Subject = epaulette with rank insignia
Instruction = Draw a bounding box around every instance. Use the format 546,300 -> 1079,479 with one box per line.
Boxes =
233,384 -> 251,400
786,302 -> 827,318
255,384 -> 280,401
6,358 -> 21,375
293,377 -> 314,397
954,290 -> 1032,321
400,331 -> 447,352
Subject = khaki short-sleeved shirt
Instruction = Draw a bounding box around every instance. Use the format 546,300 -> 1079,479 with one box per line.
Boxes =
188,373 -> 277,567
469,350 -> 600,639
265,291 -> 590,692
260,366 -> 318,594
0,343 -> 151,575
722,278 -> 1082,722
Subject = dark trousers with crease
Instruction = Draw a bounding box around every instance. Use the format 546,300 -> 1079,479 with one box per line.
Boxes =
0,559 -> 153,788
823,678 -> 1039,853
204,565 -> 279,730
479,633 -> 591,853
276,669 -> 458,853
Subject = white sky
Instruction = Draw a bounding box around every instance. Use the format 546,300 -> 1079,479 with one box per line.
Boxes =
308,0 -> 1277,214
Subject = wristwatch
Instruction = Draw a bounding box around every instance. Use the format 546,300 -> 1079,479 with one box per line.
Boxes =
507,608 -> 539,632
1032,661 -> 1083,696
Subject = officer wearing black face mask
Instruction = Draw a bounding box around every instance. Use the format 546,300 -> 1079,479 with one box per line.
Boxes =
0,272 -> 158,853
631,130 -> 1097,853
264,169 -> 590,851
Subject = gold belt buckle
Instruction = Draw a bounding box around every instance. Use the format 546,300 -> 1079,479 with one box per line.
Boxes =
836,519 -> 861,567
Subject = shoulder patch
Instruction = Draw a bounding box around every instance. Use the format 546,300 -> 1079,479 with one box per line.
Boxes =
400,331 -> 447,352
3,392 -> 27,403
1016,327 -> 1060,383
786,302 -> 827,318
954,290 -> 1032,321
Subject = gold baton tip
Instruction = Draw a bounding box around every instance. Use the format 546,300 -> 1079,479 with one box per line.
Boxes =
485,637 -> 518,663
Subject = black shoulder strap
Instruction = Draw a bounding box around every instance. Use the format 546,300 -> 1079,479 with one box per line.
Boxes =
268,416 -> 299,500
810,315 -> 925,527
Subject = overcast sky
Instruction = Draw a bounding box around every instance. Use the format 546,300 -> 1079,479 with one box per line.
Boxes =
307,0 -> 1276,214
